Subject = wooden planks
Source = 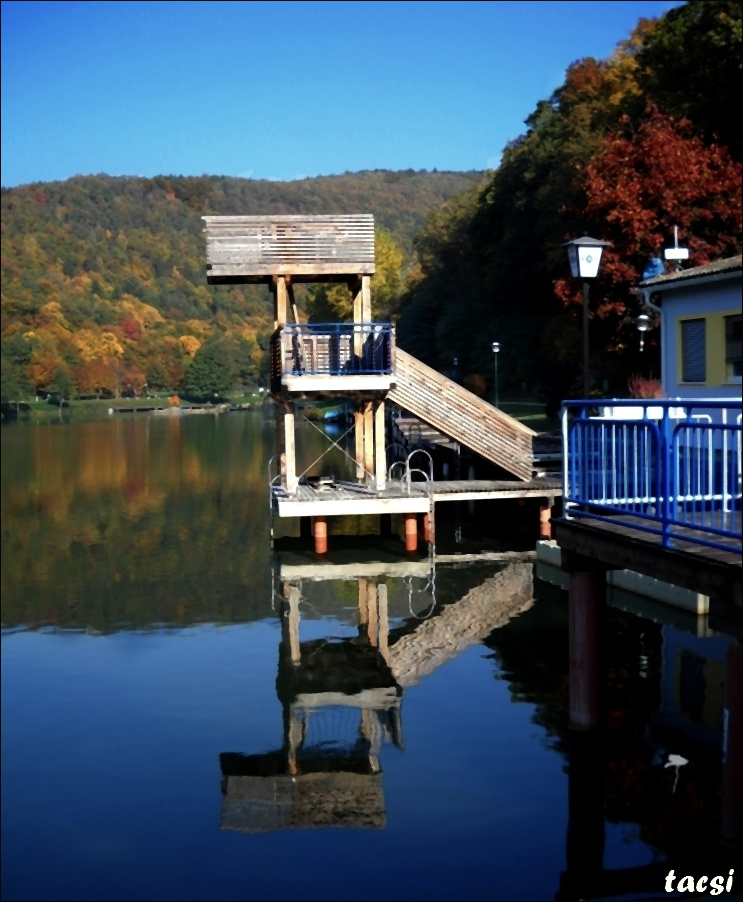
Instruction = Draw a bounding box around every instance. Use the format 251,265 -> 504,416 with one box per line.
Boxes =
389,349 -> 536,481
204,214 -> 376,280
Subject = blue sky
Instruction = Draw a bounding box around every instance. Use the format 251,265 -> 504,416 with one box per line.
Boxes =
1,0 -> 681,188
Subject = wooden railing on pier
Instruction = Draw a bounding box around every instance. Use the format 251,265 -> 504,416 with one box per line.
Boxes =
204,214 -> 375,282
389,349 -> 536,481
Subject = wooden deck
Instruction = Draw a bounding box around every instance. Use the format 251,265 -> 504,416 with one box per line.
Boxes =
554,514 -> 742,607
273,476 -> 561,518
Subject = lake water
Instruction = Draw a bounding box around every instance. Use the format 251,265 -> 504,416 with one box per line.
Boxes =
1,412 -> 738,900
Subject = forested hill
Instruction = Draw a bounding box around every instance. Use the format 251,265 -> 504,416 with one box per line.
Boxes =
1,169 -> 484,399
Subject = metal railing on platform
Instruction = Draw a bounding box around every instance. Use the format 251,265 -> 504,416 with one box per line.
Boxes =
274,323 -> 395,377
561,399 -> 742,553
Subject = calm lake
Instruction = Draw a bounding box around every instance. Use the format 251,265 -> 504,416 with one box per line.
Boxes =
1,412 -> 737,901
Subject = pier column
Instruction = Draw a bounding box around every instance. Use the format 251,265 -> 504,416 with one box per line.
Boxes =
564,553 -> 608,730
721,639 -> 742,849
404,512 -> 418,552
313,516 -> 328,554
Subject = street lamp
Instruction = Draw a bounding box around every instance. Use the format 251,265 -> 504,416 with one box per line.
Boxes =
563,236 -> 612,399
635,314 -> 651,352
491,342 -> 500,408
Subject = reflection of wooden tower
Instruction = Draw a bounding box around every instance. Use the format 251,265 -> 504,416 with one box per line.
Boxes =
219,577 -> 403,833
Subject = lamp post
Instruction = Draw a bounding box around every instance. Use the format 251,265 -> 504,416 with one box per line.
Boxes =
635,314 -> 651,353
563,236 -> 611,399
491,342 -> 500,408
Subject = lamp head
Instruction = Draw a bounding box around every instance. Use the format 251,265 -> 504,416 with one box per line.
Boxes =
491,342 -> 500,354
563,236 -> 612,279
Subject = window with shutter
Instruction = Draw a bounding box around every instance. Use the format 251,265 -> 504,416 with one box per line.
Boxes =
725,314 -> 742,382
681,319 -> 706,383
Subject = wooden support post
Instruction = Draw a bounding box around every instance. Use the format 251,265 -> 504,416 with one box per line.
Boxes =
354,404 -> 365,480
377,583 -> 389,664
363,401 -> 374,484
423,512 -> 434,544
286,277 -> 299,324
283,404 -> 297,493
568,569 -> 605,730
374,400 -> 386,490
352,277 -> 363,357
313,516 -> 328,554
273,275 -> 288,328
360,274 -> 371,323
540,497 -> 554,540
367,580 -> 379,648
281,583 -> 302,667
721,639 -> 742,849
404,512 -> 418,553
358,578 -> 369,629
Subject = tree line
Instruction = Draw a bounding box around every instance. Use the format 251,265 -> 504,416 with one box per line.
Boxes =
1,1 -> 741,409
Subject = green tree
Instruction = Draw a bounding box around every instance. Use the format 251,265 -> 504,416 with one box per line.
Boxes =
180,344 -> 232,401
637,0 -> 742,160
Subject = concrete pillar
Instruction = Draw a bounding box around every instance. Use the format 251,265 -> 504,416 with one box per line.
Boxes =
568,567 -> 606,730
313,516 -> 328,554
721,639 -> 742,849
404,513 -> 418,552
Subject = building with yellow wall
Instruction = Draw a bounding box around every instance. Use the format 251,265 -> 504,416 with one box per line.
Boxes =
638,256 -> 741,401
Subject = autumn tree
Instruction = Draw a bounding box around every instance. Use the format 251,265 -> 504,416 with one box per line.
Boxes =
554,103 -> 742,387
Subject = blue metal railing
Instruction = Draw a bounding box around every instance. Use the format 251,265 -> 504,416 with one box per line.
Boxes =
561,399 -> 742,553
276,322 -> 395,377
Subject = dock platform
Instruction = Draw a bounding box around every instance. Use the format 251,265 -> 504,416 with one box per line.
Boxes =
272,476 -> 561,518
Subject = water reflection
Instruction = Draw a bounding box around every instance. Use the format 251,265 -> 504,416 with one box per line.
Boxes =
220,551 -> 535,834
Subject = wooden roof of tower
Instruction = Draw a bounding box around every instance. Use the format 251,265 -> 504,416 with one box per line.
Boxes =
203,214 -> 375,284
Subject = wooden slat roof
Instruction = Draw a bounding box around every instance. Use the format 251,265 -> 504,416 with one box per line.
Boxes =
204,214 -> 375,282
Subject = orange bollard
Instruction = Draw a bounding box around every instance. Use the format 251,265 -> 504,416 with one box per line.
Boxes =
404,513 -> 418,552
539,503 -> 552,539
313,516 -> 328,554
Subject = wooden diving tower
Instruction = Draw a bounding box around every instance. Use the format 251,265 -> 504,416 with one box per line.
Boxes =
203,214 -> 559,552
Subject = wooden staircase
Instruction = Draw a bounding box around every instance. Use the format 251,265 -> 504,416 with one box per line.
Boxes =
388,349 -> 537,481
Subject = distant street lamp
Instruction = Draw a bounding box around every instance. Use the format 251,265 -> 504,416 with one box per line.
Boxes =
635,314 -> 651,352
563,236 -> 612,399
491,342 -> 500,408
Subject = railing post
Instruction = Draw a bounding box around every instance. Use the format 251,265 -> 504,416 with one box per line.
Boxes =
661,407 -> 673,547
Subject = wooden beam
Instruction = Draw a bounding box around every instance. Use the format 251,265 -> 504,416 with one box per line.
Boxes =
284,404 -> 297,492
355,404 -> 365,481
374,401 -> 386,490
361,274 -> 372,323
363,401 -> 374,485
273,275 -> 288,327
